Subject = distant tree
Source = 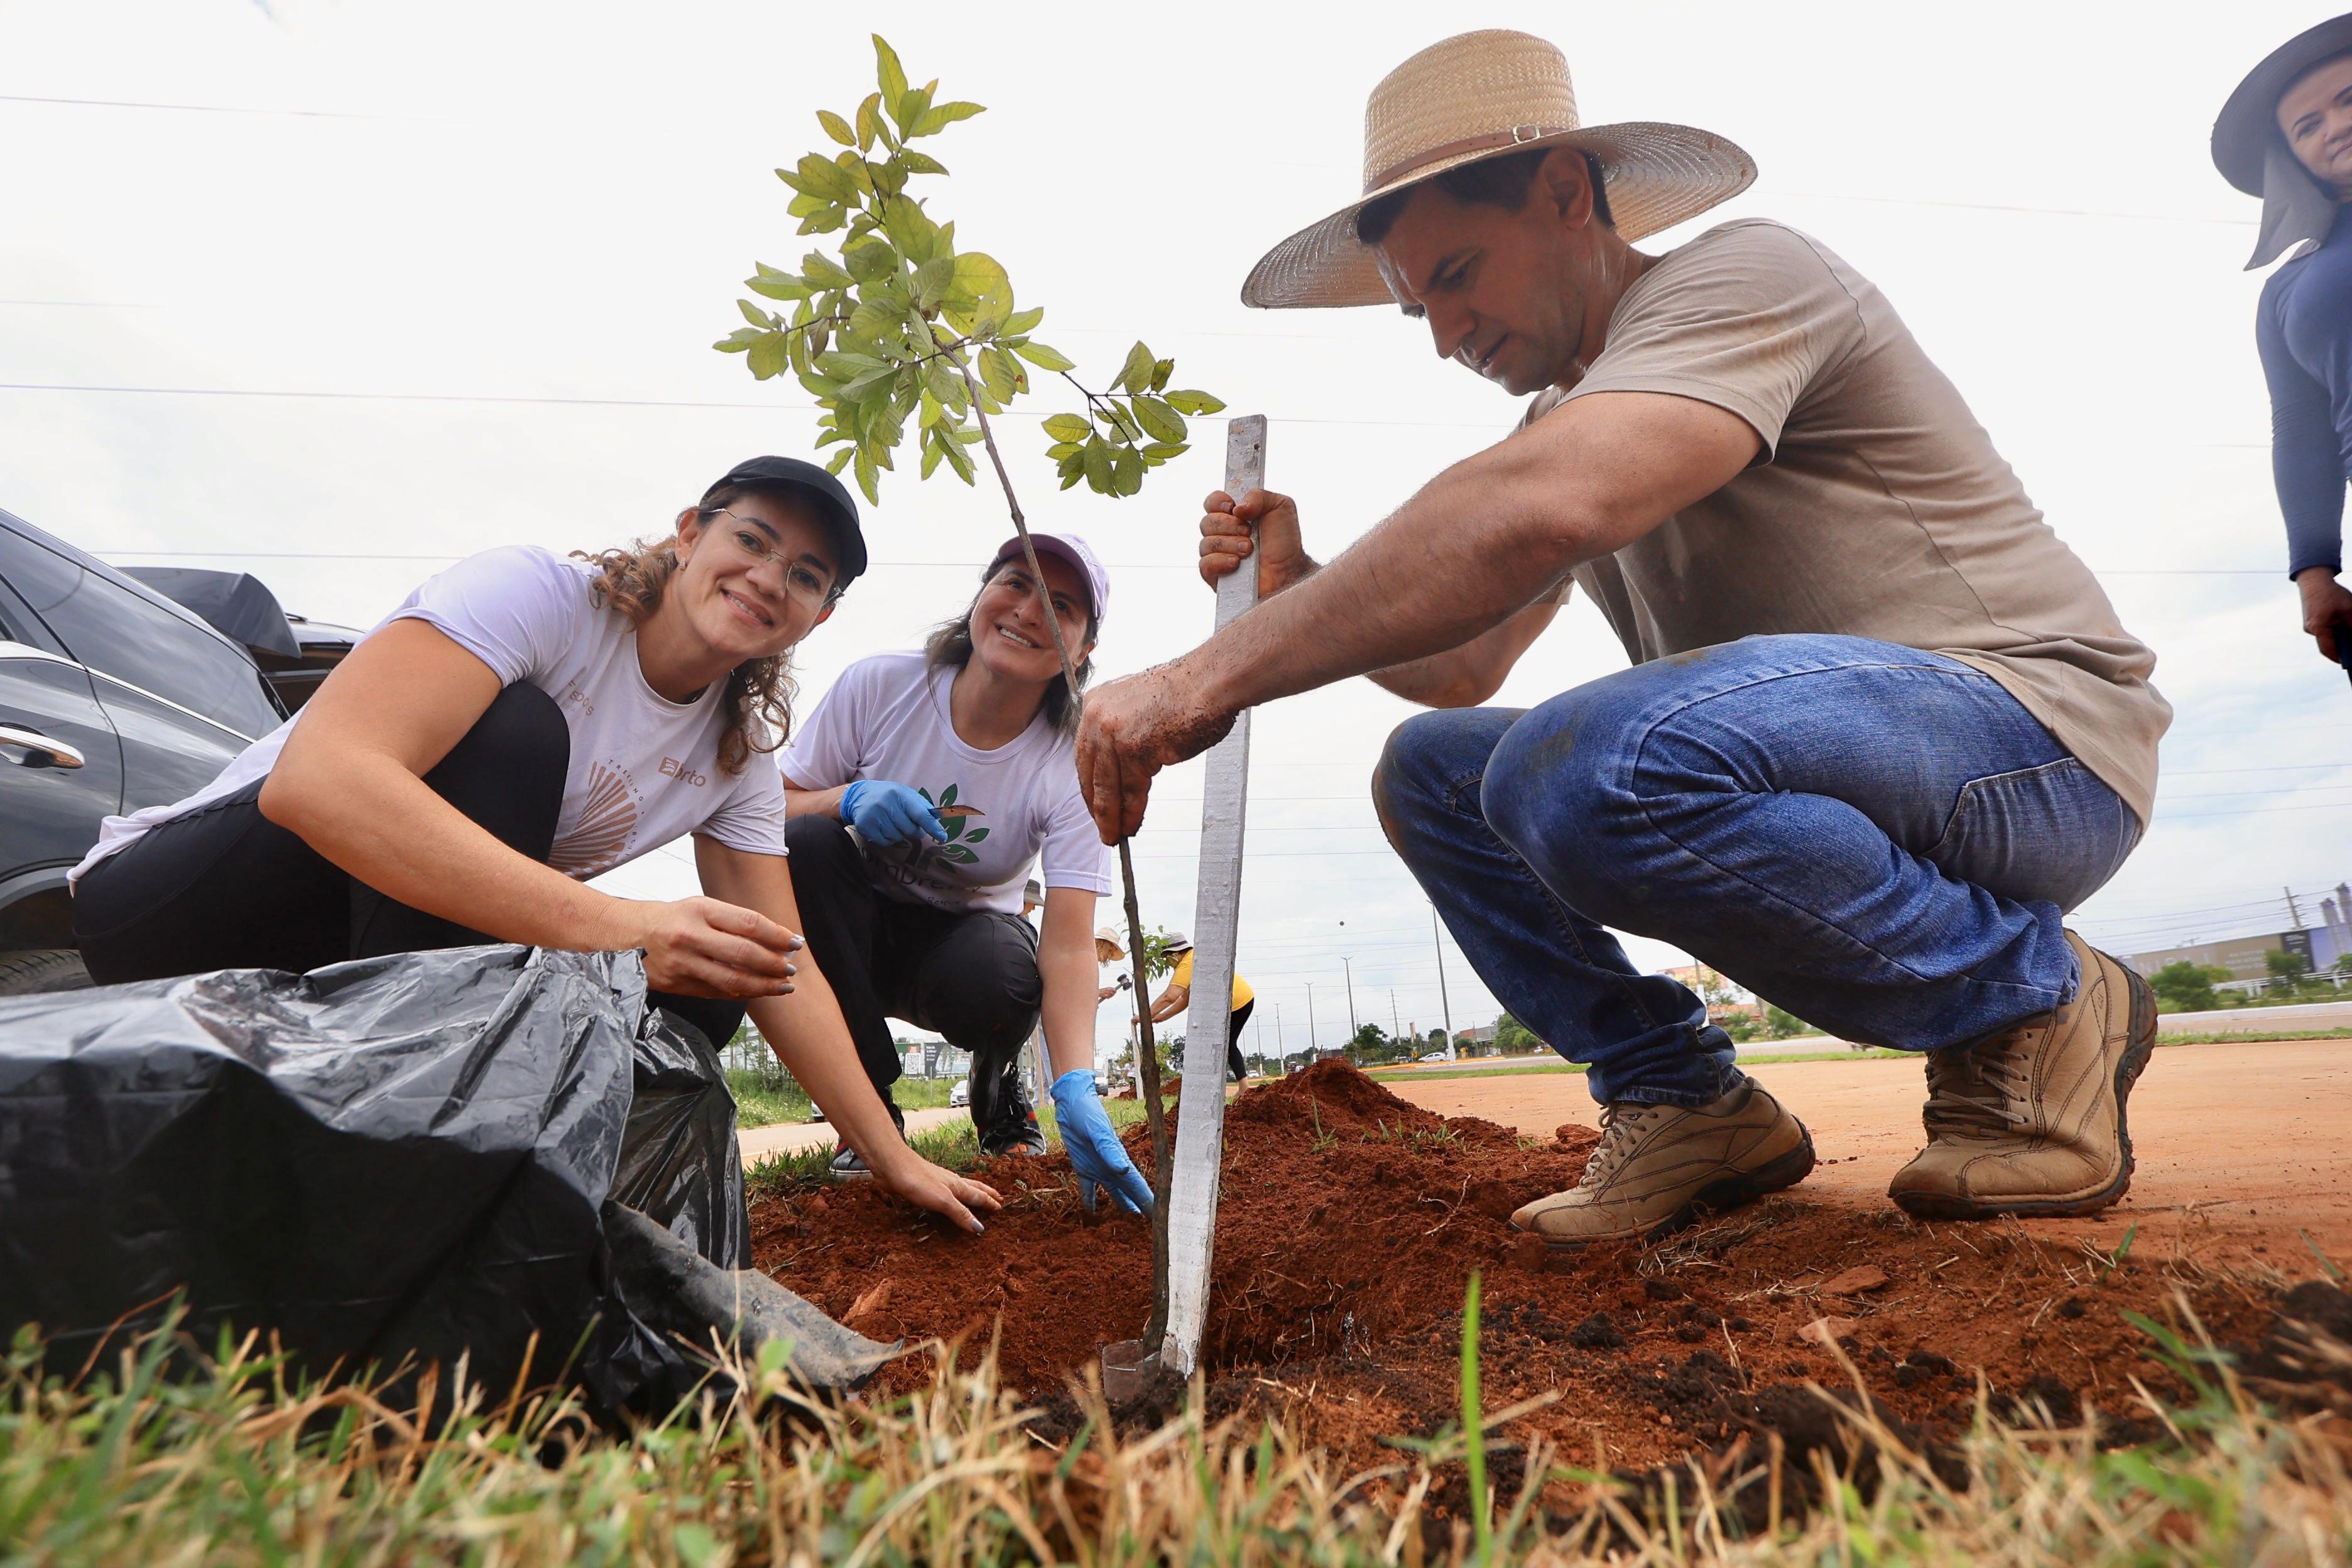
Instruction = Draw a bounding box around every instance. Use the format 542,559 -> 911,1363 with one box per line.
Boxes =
2265,949 -> 2312,995
1762,1005 -> 1811,1040
1716,1011 -> 1761,1044
1344,1022 -> 1391,1066
1493,1013 -> 1543,1055
2148,960 -> 2231,1014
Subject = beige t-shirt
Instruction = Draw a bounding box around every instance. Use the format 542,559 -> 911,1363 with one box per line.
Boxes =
1525,219 -> 2166,824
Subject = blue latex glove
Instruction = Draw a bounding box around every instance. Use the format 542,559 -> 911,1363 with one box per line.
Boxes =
841,780 -> 948,846
1051,1069 -> 1155,1216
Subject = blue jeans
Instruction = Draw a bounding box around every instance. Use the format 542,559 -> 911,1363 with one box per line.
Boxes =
1373,635 -> 2142,1108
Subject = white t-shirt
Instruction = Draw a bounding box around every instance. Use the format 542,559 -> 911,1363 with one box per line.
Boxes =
778,650 -> 1109,915
70,546 -> 788,884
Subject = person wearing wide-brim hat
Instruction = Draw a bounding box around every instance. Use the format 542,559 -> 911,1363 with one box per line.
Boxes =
1079,30 -> 2171,1244
1138,930 -> 1256,1082
2214,14 -> 2352,668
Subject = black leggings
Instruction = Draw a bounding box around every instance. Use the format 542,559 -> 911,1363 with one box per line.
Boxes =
782,815 -> 1044,1153
72,683 -> 745,1049
1228,998 -> 1255,1081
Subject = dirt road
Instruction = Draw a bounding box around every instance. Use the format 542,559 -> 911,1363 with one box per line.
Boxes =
1385,1038 -> 2352,1266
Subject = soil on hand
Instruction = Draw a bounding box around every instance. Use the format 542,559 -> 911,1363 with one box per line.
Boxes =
749,1060 -> 2286,1475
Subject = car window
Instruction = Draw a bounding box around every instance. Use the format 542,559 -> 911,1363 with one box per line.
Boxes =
0,535 -> 281,738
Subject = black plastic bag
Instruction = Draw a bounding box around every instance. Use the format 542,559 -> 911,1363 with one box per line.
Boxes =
0,944 -> 891,1418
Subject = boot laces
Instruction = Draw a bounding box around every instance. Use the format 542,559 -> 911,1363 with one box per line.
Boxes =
1582,1103 -> 1657,1186
1922,1027 -> 2034,1138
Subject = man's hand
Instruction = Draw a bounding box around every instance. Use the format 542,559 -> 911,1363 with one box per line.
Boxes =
1075,662 -> 1236,842
1200,489 -> 1315,596
2297,567 -> 2352,665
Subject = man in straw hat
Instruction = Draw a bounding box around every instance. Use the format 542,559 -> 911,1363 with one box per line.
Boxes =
1076,30 -> 2170,1244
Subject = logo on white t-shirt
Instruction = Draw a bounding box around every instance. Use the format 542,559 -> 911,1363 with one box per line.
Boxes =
863,781 -> 991,895
658,756 -> 709,788
552,760 -> 641,876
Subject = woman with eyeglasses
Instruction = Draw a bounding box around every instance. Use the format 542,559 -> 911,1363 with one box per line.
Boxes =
68,456 -> 1001,1234
779,533 -> 1154,1216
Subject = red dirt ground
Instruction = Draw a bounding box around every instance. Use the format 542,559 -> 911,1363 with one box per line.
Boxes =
749,1059 -> 2307,1474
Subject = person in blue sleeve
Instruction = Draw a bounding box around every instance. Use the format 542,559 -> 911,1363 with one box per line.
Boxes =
2217,14 -> 2352,661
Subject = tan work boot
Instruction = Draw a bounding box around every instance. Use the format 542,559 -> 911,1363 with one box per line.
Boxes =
1510,1077 -> 1815,1247
1888,932 -> 2156,1221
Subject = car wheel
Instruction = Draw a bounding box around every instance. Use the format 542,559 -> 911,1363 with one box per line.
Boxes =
0,947 -> 94,996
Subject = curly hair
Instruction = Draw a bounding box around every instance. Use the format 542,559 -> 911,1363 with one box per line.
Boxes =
574,498 -> 798,775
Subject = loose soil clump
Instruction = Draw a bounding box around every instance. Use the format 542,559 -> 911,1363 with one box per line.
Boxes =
749,1060 -> 2277,1476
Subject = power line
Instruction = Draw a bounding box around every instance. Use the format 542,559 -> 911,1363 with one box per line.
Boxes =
0,92 -> 401,119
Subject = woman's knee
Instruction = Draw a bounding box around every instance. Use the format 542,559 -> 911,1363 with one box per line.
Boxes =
915,915 -> 1042,1049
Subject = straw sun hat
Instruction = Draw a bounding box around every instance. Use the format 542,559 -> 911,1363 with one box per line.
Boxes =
1243,29 -> 1756,310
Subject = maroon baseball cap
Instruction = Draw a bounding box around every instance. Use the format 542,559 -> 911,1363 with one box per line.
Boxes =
991,531 -> 1109,629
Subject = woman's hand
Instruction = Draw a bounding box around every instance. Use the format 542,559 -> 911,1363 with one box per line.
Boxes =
841,779 -> 948,846
610,896 -> 800,998
1050,1069 -> 1155,1216
871,1148 -> 1003,1234
2297,567 -> 2352,665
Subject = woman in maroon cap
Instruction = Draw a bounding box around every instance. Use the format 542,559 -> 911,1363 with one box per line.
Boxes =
780,533 -> 1154,1216
68,457 -> 1001,1234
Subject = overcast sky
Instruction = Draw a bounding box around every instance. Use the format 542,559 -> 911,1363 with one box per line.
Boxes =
4,1 -> 2347,1065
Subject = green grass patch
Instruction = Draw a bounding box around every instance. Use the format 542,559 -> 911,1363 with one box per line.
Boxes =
2155,1028 -> 2349,1045
726,1066 -> 970,1130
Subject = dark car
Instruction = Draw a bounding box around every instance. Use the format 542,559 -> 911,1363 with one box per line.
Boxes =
0,509 -> 290,994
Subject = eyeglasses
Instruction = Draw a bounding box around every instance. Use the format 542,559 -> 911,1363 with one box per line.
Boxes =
701,508 -> 840,609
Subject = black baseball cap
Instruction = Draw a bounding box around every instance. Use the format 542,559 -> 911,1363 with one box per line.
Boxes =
700,455 -> 868,587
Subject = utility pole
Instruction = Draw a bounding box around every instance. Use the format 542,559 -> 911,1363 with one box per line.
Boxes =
1391,989 -> 1400,1036
2287,885 -> 2308,932
1432,905 -> 1455,1060
1342,957 -> 1358,1040
1274,1003 -> 1282,1066
1307,982 -> 1317,1058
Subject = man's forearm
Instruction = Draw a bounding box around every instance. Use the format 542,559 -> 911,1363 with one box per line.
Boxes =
1187,445 -> 1577,714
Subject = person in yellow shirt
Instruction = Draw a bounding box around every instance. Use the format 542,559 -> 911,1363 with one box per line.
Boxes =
1143,930 -> 1255,1081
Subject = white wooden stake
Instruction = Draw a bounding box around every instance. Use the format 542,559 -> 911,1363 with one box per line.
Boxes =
1161,414 -> 1264,1376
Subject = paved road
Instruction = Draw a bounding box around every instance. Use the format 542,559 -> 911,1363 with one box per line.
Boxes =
737,1106 -> 969,1167
2157,998 -> 2352,1032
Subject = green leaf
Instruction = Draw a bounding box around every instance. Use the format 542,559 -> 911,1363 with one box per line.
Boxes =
855,93 -> 882,151
1041,412 -> 1091,443
912,254 -> 955,311
895,85 -> 933,132
1003,305 -> 1044,335
1151,357 -> 1175,391
1163,389 -> 1227,416
795,152 -> 858,204
913,100 -> 986,136
1045,440 -> 1084,459
873,35 -> 908,105
940,251 -> 1013,334
1082,438 -> 1114,493
896,149 -> 948,177
825,447 -> 854,476
978,345 -> 1018,403
746,263 -> 810,301
747,332 -> 790,379
1116,341 -> 1157,395
737,298 -> 775,329
1113,442 -> 1145,496
815,351 -> 886,377
1131,395 -> 1185,443
817,108 -> 856,146
802,251 -> 855,290
712,327 -> 761,352
843,235 -> 899,284
941,432 -> 976,483
1141,440 -> 1188,464
920,429 -> 945,479
1011,339 -> 1075,373
854,447 -> 881,504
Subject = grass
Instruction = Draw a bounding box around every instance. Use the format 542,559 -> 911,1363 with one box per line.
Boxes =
726,1067 -> 969,1130
5,1286 -> 2347,1565
2153,1028 -> 2349,1045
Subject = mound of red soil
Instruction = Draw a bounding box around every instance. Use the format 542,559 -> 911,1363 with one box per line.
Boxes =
749,1060 -> 2277,1474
